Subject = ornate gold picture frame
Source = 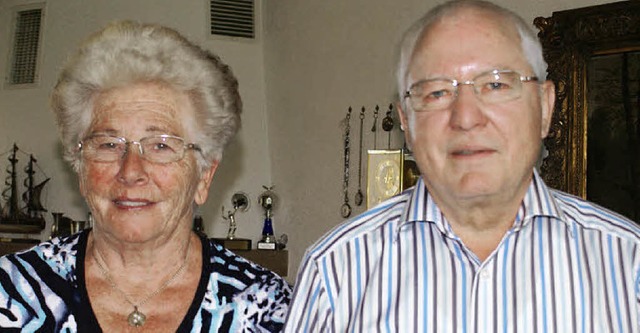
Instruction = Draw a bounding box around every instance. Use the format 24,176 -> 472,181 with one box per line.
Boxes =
534,1 -> 640,214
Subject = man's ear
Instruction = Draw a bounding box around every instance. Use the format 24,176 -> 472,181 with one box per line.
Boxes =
397,102 -> 413,149
540,80 -> 556,138
195,161 -> 219,205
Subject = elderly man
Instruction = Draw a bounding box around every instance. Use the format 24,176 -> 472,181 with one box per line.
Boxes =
285,1 -> 640,332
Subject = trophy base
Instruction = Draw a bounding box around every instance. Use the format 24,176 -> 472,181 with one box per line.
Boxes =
257,241 -> 277,250
212,238 -> 252,250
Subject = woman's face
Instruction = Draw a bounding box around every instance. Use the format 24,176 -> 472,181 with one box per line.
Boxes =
79,82 -> 216,244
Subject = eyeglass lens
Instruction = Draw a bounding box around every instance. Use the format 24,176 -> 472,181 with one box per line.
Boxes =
81,135 -> 189,163
407,70 -> 536,112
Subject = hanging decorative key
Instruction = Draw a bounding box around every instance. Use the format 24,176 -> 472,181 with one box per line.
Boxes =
354,107 -> 365,206
371,104 -> 379,149
382,103 -> 395,149
341,107 -> 353,218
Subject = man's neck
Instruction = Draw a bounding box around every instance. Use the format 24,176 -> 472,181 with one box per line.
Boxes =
430,186 -> 529,262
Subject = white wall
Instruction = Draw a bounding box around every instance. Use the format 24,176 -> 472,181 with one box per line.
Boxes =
1,0 -> 609,282
0,0 -> 272,245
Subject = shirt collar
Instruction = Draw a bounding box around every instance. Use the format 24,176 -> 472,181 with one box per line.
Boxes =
396,169 -> 570,235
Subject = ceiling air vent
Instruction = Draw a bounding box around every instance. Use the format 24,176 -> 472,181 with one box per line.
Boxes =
210,0 -> 255,39
9,7 -> 43,85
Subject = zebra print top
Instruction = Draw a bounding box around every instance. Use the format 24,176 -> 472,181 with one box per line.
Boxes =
0,229 -> 291,332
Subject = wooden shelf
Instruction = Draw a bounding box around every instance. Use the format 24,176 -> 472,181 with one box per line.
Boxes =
233,249 -> 288,277
0,238 -> 40,256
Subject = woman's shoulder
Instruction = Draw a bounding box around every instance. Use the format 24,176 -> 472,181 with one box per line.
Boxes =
0,231 -> 87,331
198,238 -> 291,331
203,238 -> 289,286
1,231 -> 85,277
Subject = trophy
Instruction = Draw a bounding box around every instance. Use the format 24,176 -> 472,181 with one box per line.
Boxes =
257,185 -> 277,250
212,192 -> 252,250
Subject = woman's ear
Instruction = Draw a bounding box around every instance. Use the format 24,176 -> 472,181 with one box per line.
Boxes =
195,161 -> 218,205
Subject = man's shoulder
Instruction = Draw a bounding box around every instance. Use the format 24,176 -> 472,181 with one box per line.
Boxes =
303,191 -> 412,262
550,189 -> 640,241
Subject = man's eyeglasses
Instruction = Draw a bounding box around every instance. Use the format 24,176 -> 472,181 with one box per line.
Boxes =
403,69 -> 540,112
78,134 -> 201,164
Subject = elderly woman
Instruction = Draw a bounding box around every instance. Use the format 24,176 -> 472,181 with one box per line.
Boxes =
0,21 -> 290,331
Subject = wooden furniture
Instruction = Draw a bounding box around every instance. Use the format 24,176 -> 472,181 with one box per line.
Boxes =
0,237 -> 290,277
0,238 -> 40,256
234,250 -> 289,277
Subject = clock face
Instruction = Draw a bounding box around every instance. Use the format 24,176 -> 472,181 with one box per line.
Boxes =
341,203 -> 352,218
375,159 -> 401,197
367,150 -> 403,208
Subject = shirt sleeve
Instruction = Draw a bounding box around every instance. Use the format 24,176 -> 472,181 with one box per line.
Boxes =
284,253 -> 333,332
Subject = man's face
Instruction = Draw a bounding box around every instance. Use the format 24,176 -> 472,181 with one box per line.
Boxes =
398,10 -> 554,209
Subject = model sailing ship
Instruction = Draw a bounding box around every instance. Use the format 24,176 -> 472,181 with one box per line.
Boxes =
0,144 -> 49,231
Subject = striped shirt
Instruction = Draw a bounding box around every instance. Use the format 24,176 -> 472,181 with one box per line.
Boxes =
284,170 -> 640,332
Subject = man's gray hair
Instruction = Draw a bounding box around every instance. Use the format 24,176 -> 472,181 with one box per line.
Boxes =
396,0 -> 547,104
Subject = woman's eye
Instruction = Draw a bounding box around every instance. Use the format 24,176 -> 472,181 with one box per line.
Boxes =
98,142 -> 118,150
152,142 -> 175,152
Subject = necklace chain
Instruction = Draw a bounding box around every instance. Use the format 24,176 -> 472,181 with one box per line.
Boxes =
92,235 -> 191,326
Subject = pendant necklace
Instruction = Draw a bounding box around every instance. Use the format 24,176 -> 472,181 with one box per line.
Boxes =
341,107 -> 352,218
92,235 -> 191,327
354,107 -> 365,206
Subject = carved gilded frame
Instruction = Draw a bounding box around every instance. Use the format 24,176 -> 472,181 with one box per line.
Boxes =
534,1 -> 640,197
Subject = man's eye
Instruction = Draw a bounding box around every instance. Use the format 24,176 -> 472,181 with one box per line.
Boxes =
424,89 -> 453,102
485,81 -> 512,91
428,90 -> 449,98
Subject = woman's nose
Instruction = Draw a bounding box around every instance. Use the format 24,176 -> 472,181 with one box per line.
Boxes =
117,144 -> 149,185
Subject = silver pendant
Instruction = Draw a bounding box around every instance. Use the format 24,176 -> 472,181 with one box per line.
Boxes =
128,306 -> 146,327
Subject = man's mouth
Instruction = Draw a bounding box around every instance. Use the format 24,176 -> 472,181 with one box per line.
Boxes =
451,147 -> 496,157
113,199 -> 152,208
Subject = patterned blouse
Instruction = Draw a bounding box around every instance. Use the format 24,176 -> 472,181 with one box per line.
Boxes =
0,230 -> 291,332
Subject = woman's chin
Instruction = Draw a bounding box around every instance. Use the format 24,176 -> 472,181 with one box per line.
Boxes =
96,219 -> 164,243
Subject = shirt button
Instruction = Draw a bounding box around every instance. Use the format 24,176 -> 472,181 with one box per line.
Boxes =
480,269 -> 490,279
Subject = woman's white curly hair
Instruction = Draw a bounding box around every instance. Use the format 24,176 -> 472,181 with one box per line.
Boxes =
51,20 -> 241,172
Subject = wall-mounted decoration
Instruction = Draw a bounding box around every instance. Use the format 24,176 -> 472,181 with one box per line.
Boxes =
534,0 -> 640,222
366,150 -> 419,209
340,108 -> 353,218
340,105 -> 419,217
